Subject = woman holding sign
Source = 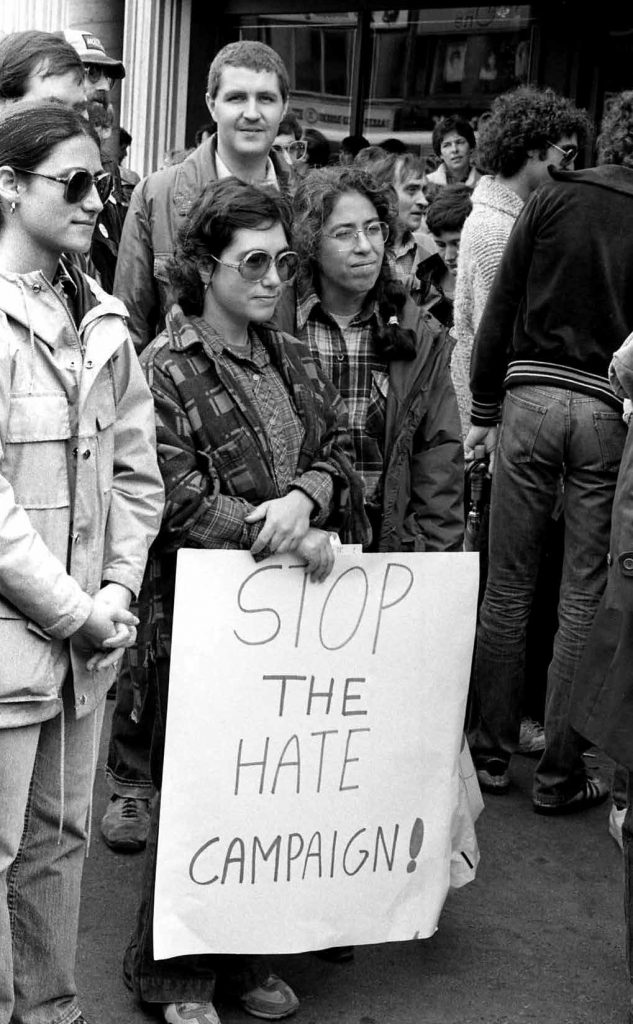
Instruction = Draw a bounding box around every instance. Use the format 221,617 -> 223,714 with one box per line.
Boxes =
292,164 -> 464,553
124,178 -> 367,1024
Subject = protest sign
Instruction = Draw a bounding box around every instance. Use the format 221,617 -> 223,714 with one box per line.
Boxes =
154,549 -> 479,958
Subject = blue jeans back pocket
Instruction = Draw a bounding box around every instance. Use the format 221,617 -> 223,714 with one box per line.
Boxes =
499,389 -> 549,464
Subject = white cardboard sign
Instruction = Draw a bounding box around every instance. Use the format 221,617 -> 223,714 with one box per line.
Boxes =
154,549 -> 479,958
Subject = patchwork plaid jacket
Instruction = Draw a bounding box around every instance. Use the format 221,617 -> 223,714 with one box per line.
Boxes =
137,306 -> 368,656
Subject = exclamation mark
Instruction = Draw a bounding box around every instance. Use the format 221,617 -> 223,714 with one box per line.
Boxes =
407,817 -> 424,873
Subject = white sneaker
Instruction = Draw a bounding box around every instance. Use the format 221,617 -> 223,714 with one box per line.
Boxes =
609,804 -> 626,852
163,1003 -> 220,1024
518,717 -> 545,756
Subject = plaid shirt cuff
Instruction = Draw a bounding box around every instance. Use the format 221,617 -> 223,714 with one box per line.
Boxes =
291,471 -> 334,526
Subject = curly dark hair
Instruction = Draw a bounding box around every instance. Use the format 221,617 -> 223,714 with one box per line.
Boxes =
292,166 -> 416,360
166,177 -> 293,315
597,91 -> 633,168
476,85 -> 593,177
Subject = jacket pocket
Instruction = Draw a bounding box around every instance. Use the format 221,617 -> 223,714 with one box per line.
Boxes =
94,376 -> 117,494
5,392 -> 71,508
0,617 -> 62,703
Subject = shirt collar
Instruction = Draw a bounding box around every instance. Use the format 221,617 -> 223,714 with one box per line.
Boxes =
166,307 -> 268,362
214,148 -> 279,188
392,232 -> 417,260
297,288 -> 378,331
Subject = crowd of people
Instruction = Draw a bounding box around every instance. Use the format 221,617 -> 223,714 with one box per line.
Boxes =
0,22 -> 633,1024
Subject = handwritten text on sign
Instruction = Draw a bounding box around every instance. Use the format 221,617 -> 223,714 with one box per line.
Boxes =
154,550 -> 479,957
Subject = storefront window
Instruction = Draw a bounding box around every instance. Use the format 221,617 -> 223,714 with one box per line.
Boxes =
366,6 -> 534,154
237,6 -> 533,158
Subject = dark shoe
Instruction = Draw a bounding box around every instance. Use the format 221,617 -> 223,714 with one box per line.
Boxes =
533,775 -> 609,816
100,795 -> 150,852
240,974 -> 299,1020
314,945 -> 355,963
475,758 -> 510,794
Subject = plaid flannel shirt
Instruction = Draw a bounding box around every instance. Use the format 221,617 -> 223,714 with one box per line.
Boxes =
386,233 -> 418,288
296,290 -> 389,505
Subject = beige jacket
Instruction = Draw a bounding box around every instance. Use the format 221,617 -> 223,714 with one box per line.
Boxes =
0,268 -> 164,725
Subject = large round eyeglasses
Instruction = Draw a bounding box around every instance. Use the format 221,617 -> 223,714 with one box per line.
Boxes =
209,249 -> 299,283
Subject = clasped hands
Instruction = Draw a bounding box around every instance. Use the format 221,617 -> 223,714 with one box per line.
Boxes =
245,489 -> 336,583
73,581 -> 138,672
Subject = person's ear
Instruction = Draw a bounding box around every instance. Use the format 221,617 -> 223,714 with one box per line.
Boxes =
0,166 -> 21,213
205,91 -> 217,124
198,259 -> 213,287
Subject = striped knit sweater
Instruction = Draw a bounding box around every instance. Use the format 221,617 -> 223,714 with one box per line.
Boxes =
452,176 -> 524,435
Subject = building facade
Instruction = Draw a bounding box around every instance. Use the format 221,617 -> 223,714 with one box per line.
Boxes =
0,1 -> 631,179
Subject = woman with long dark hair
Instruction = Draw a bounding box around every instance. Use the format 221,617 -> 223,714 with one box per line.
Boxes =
292,165 -> 464,554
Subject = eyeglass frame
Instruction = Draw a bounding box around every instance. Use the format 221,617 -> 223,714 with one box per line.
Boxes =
546,140 -> 578,168
14,167 -> 113,205
84,64 -> 116,91
208,248 -> 299,283
271,140 -> 308,162
323,220 -> 390,251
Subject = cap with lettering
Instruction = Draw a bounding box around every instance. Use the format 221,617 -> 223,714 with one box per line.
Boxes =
62,29 -> 125,79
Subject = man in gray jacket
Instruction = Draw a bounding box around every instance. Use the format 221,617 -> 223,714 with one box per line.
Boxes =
103,40 -> 293,852
113,39 -> 292,352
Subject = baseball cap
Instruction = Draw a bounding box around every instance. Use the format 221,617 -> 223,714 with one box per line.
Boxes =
62,29 -> 125,79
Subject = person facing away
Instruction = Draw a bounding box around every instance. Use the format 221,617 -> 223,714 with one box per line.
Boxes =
123,176 -> 366,1024
114,39 -> 293,352
0,98 -> 163,1024
452,85 -> 593,763
452,84 -> 593,431
292,164 -> 464,554
466,87 -> 633,813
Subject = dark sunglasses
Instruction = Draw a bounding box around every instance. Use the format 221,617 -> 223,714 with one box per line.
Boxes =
547,140 -> 578,168
15,168 -> 113,205
210,249 -> 299,283
84,64 -> 116,90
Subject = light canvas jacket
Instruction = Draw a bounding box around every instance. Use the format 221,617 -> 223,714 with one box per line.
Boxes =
0,267 -> 164,726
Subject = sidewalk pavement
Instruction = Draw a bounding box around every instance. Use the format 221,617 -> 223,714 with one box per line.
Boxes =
77,702 -> 629,1024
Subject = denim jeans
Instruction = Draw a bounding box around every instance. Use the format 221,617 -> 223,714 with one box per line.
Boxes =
0,687 -> 105,1024
471,386 -> 626,802
104,650 -> 154,799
